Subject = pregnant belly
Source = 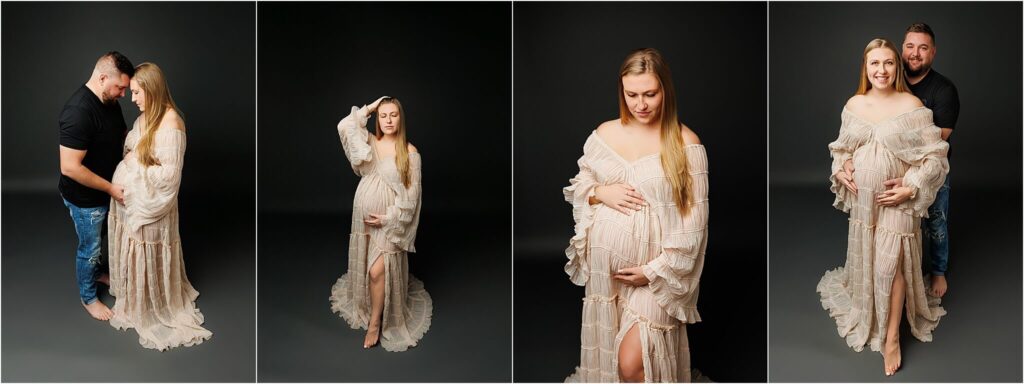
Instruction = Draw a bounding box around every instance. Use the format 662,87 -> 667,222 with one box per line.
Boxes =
353,177 -> 395,218
852,144 -> 908,191
111,161 -> 130,187
591,205 -> 661,270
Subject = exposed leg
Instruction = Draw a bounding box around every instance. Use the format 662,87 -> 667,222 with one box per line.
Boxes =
618,323 -> 644,383
364,255 -> 386,349
884,251 -> 905,376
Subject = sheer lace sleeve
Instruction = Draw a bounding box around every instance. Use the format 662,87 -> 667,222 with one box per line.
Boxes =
828,112 -> 862,213
642,145 -> 709,324
382,153 -> 422,252
562,137 -> 601,286
122,128 -> 186,233
882,109 -> 950,218
336,106 -> 374,175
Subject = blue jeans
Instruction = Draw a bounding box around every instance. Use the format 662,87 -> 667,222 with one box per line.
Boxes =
63,197 -> 108,304
922,175 -> 950,275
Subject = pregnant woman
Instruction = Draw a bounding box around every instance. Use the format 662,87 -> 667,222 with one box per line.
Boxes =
818,38 -> 949,376
564,48 -> 709,382
108,62 -> 212,351
330,96 -> 431,351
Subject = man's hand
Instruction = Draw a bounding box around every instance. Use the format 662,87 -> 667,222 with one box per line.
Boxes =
109,184 -> 125,204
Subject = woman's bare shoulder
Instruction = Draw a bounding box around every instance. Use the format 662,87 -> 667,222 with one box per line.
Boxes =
595,119 -> 621,135
844,94 -> 866,110
898,92 -> 924,108
159,108 -> 185,131
680,123 -> 701,145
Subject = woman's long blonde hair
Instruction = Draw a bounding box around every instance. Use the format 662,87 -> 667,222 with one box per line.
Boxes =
133,62 -> 183,167
856,38 -> 911,95
374,97 -> 412,187
618,48 -> 692,215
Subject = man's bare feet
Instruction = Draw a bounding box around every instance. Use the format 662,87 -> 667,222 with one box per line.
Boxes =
363,323 -> 380,349
83,300 -> 113,321
930,274 -> 947,298
883,337 -> 902,376
96,273 -> 110,286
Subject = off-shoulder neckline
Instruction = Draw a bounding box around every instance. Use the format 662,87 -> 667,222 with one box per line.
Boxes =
130,118 -> 186,135
589,130 -> 703,165
841,106 -> 928,126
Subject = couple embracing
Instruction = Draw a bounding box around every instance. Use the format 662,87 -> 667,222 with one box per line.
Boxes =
58,51 -> 210,351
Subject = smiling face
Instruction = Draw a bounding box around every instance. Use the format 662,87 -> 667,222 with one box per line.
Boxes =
130,78 -> 146,112
865,47 -> 898,91
902,31 -> 935,77
377,102 -> 400,135
621,73 -> 663,125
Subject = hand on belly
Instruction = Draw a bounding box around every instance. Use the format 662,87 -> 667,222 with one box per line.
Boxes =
364,213 -> 385,227
613,266 -> 650,286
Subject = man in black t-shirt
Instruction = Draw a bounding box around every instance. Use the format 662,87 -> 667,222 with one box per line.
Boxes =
58,51 -> 134,321
900,23 -> 959,298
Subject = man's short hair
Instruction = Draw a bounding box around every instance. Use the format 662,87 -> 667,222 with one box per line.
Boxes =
100,51 -> 135,77
906,23 -> 936,45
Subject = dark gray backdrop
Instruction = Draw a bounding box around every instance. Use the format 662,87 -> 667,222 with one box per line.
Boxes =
1,2 -> 255,382
768,2 -> 1022,382
513,2 -> 768,382
257,2 -> 511,382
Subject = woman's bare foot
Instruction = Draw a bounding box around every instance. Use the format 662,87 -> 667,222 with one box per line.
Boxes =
930,275 -> 947,297
96,273 -> 110,286
883,338 -> 902,376
83,301 -> 113,321
363,323 -> 380,349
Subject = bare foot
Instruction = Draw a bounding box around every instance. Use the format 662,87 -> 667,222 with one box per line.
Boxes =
96,273 -> 110,286
363,323 -> 380,349
883,337 -> 902,376
930,275 -> 947,297
83,300 -> 113,321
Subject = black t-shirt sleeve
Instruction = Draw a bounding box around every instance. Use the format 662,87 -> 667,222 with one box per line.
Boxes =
932,82 -> 960,129
59,105 -> 94,150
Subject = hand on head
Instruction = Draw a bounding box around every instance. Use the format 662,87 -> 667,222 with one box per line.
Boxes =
366,96 -> 389,114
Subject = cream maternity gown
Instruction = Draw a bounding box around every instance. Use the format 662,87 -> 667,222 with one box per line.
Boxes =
108,117 -> 212,351
818,106 -> 949,353
330,105 -> 432,352
564,131 -> 709,383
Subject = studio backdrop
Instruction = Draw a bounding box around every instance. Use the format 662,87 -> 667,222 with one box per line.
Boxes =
513,2 -> 768,382
1,2 -> 255,382
768,2 -> 1022,382
257,2 -> 512,381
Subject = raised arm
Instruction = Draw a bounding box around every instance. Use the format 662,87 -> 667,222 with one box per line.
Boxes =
336,96 -> 387,175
